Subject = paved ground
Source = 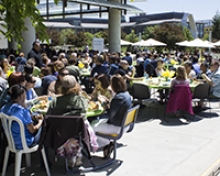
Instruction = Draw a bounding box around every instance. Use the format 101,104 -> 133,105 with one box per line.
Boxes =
3,101 -> 220,176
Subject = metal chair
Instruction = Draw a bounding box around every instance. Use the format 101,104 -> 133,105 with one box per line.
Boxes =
95,105 -> 140,170
0,113 -> 51,176
131,83 -> 158,117
192,83 -> 210,105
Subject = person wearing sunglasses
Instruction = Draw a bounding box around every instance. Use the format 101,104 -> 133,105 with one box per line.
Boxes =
47,67 -> 69,97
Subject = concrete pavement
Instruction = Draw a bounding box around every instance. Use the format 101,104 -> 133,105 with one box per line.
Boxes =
4,102 -> 220,176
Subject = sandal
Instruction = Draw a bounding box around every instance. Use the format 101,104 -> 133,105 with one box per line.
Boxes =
103,142 -> 114,159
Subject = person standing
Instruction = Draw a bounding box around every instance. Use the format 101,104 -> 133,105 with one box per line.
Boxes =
27,41 -> 43,68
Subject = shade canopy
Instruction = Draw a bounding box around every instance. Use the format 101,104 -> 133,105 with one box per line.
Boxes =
177,38 -> 215,48
213,40 -> 220,46
121,39 -> 134,45
132,39 -> 166,46
176,40 -> 189,46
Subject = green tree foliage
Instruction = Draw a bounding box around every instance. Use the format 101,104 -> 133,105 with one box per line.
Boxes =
154,23 -> 185,50
94,30 -> 109,44
125,30 -> 138,43
0,0 -> 57,44
59,29 -> 75,45
202,33 -> 209,41
46,28 -> 60,46
142,26 -> 157,40
183,26 -> 193,41
73,31 -> 87,47
212,11 -> 220,40
84,32 -> 94,46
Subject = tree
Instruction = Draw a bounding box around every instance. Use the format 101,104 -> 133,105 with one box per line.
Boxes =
73,31 -> 87,47
84,32 -> 94,46
142,26 -> 157,40
125,30 -> 138,43
46,28 -> 60,46
94,30 -> 109,44
212,11 -> 220,40
154,23 -> 185,50
0,0 -> 59,44
183,26 -> 193,41
59,29 -> 75,45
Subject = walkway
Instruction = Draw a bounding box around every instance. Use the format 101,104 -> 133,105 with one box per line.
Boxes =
4,102 -> 220,176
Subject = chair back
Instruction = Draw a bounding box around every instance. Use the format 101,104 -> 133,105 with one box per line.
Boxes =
117,105 -> 140,139
145,64 -> 155,77
34,87 -> 44,96
0,113 -> 30,152
193,83 -> 210,99
132,84 -> 151,100
166,84 -> 194,115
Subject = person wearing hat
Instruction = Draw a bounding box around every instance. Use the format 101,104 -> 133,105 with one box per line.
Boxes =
47,75 -> 88,118
46,75 -> 99,167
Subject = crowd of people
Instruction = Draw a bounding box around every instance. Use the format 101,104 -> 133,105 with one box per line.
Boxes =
0,41 -> 220,169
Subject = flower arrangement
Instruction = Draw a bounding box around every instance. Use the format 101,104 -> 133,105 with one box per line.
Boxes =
170,59 -> 178,65
78,62 -> 85,69
161,69 -> 175,81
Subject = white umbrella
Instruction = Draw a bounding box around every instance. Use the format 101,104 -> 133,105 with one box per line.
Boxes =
132,39 -> 166,46
213,40 -> 220,46
176,40 -> 189,46
132,39 -> 149,46
143,38 -> 167,46
106,39 -> 133,46
121,39 -> 133,45
181,38 -> 215,48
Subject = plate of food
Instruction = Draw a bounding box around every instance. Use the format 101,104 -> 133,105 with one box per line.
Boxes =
31,98 -> 50,113
87,101 -> 99,111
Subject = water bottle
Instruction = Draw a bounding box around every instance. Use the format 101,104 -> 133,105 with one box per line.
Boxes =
144,72 -> 149,80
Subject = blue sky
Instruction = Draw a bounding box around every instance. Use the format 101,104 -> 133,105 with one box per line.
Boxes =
130,0 -> 220,20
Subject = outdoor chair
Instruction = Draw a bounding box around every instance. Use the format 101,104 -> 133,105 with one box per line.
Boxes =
34,87 -> 44,96
192,83 -> 210,106
166,84 -> 194,121
44,106 -> 139,173
0,113 -> 51,176
131,83 -> 158,117
95,105 -> 140,170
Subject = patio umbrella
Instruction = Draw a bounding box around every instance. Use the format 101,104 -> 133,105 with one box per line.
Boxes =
121,39 -> 133,45
106,39 -> 133,46
143,38 -> 167,46
213,40 -> 220,46
176,40 -> 189,46
180,38 -> 215,48
132,40 -> 149,46
132,39 -> 166,46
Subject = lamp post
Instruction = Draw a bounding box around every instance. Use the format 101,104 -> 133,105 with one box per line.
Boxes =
209,29 -> 212,55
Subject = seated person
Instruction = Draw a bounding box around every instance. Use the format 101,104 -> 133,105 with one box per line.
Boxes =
81,55 -> 108,93
166,66 -> 193,117
24,74 -> 38,108
184,61 -> 196,79
202,62 -> 220,98
196,62 -> 211,79
82,74 -> 114,109
92,74 -> 132,158
1,84 -> 43,149
46,75 -> 98,167
47,67 -> 69,97
155,58 -> 164,77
